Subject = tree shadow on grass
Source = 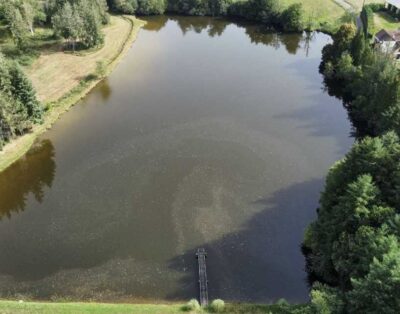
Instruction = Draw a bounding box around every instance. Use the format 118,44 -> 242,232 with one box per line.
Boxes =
166,178 -> 325,303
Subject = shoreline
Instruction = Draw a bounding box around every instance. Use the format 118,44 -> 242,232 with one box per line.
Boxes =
0,15 -> 146,173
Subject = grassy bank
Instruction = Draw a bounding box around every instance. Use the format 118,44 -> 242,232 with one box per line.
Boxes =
0,301 -> 308,314
0,15 -> 145,173
281,0 -> 345,31
373,11 -> 400,32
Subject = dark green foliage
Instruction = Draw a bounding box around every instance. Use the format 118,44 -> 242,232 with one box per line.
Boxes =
349,53 -> 400,136
52,0 -> 106,49
280,4 -> 303,32
306,132 -> 400,312
0,53 -> 42,149
136,0 -> 167,15
321,23 -> 356,66
320,23 -> 400,137
45,0 -> 108,22
8,61 -> 43,122
350,30 -> 366,66
108,0 -> 304,30
167,0 -> 232,16
361,5 -> 374,37
0,91 -> 30,148
228,0 -> 279,25
108,0 -> 138,14
348,239 -> 400,313
227,0 -> 304,31
1,1 -> 30,49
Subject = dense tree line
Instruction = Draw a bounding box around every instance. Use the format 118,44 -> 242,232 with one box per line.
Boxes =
305,133 -> 400,313
0,53 -> 43,149
0,0 -> 46,49
107,0 -> 304,32
303,22 -> 400,313
321,23 -> 400,138
0,0 -> 108,50
228,0 -> 303,32
51,0 -> 108,50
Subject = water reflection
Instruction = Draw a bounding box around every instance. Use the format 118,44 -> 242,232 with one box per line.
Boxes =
0,140 -> 56,219
143,15 -> 314,55
98,79 -> 112,101
0,16 -> 351,302
166,179 -> 323,302
142,15 -> 169,32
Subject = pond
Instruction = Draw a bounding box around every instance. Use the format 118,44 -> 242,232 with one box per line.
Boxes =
0,16 -> 352,303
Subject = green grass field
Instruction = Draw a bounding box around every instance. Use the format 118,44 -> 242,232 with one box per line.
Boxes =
374,11 -> 400,33
0,301 -> 309,314
280,0 -> 346,31
0,301 -> 182,314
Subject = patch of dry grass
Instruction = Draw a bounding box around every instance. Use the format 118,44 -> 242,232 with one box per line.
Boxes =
27,16 -> 139,102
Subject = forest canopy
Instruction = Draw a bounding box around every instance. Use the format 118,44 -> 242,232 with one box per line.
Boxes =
304,23 -> 400,313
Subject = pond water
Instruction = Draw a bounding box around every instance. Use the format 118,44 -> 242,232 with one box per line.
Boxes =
0,16 -> 352,303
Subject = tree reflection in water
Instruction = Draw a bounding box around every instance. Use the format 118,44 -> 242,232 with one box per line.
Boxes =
0,140 -> 56,220
142,15 -> 315,55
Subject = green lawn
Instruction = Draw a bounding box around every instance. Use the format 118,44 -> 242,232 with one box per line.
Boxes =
374,11 -> 400,33
0,301 -> 309,314
0,301 -> 183,314
280,0 -> 346,31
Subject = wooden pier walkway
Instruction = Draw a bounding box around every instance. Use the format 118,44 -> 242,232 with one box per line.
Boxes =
196,248 -> 209,307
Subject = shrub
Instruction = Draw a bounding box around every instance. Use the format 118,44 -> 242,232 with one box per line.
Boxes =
137,0 -> 167,15
95,60 -> 107,78
210,299 -> 225,312
275,298 -> 289,307
181,299 -> 201,312
110,0 -> 138,14
280,3 -> 303,32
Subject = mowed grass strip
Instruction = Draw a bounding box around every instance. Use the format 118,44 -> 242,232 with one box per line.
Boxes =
0,301 -> 308,314
0,301 -> 183,314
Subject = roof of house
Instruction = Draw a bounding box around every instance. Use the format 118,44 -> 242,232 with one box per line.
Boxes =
375,29 -> 400,41
387,0 -> 400,8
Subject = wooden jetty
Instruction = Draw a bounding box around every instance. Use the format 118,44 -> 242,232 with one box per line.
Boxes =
196,248 -> 209,307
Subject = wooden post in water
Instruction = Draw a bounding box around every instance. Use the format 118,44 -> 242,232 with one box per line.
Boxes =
196,248 -> 209,307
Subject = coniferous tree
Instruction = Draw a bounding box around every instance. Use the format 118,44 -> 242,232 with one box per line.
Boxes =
9,61 -> 43,122
349,239 -> 400,313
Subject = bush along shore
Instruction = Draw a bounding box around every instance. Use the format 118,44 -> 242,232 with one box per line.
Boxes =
109,0 -> 318,32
